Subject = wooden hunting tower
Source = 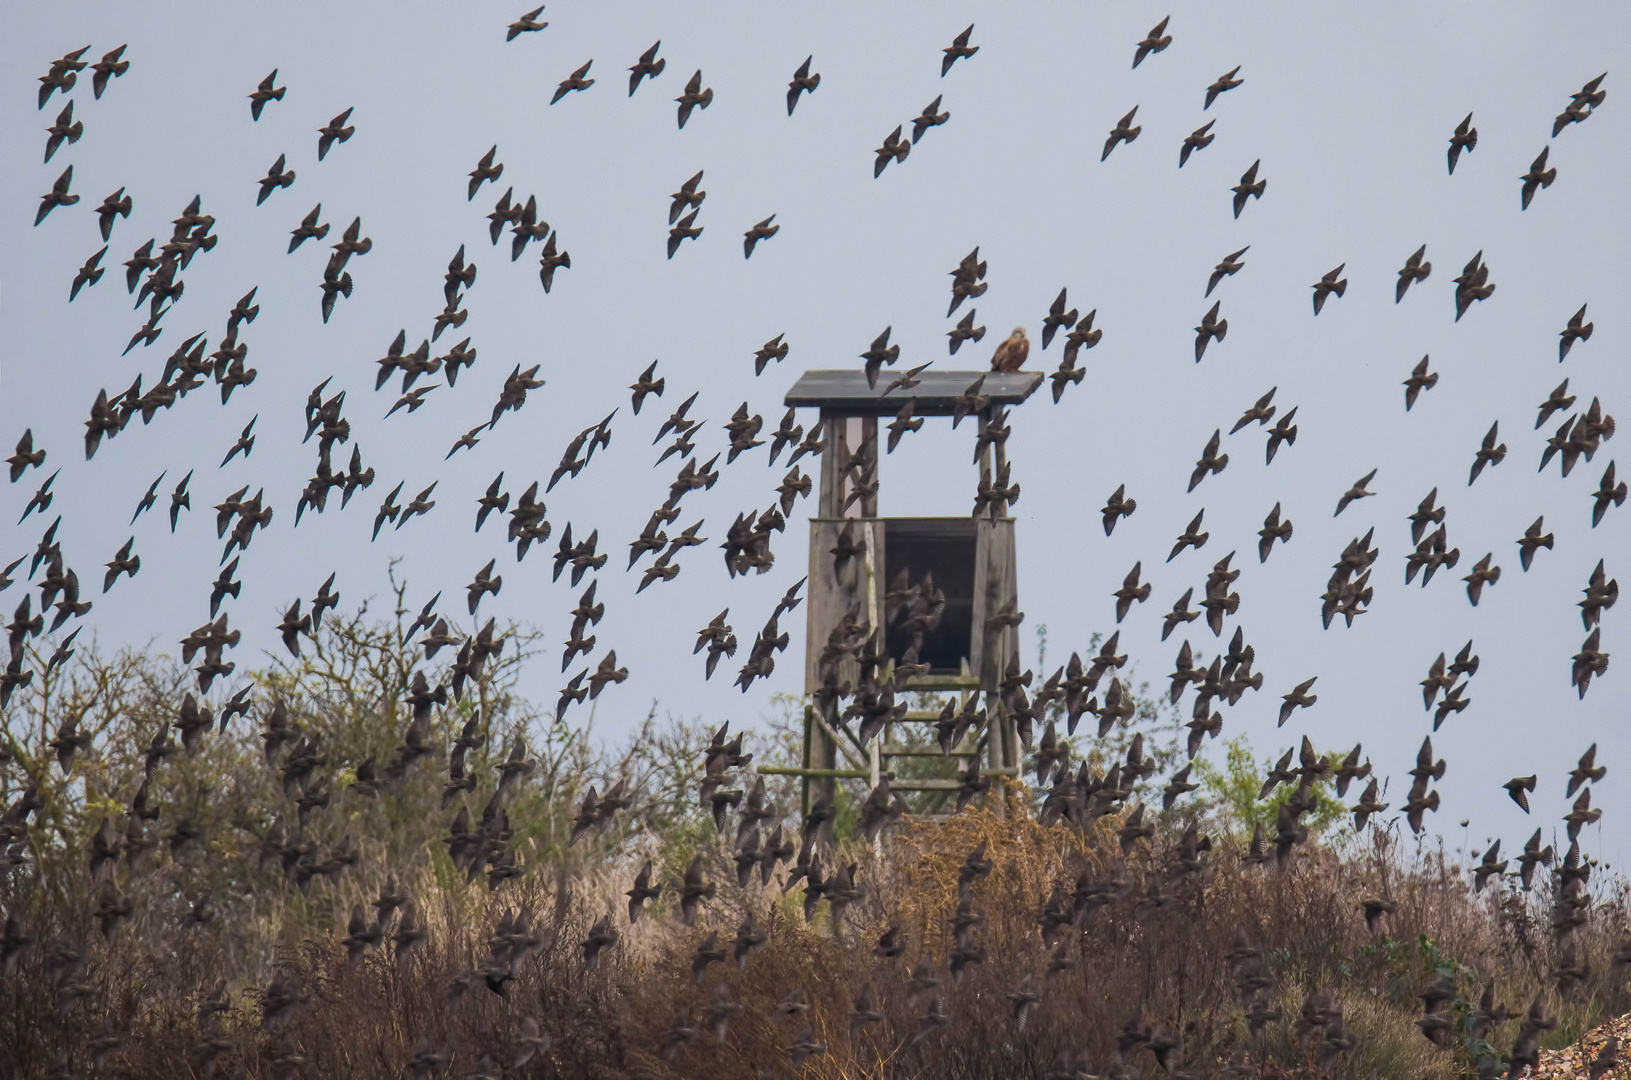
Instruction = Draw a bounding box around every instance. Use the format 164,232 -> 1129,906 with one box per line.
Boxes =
762,369 -> 1044,823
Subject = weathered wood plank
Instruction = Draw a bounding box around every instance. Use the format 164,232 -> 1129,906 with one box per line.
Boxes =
786,370 -> 1042,414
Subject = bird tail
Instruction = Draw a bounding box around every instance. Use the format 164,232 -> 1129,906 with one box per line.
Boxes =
1215,319 -> 1228,341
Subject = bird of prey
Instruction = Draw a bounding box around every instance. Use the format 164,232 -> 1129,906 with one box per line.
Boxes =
990,328 -> 1029,373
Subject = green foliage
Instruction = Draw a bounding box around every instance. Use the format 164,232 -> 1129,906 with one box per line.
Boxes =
1193,734 -> 1347,839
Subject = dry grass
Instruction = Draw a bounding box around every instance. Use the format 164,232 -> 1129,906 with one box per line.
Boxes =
3,616 -> 1628,1078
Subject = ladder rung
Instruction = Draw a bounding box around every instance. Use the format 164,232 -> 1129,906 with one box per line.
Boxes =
880,747 -> 978,757
890,769 -> 1017,791
758,766 -> 870,779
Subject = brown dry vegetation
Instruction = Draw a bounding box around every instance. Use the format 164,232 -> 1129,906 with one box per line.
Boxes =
1,605 -> 1628,1079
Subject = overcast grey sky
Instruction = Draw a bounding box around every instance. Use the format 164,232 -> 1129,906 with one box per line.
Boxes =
3,4 -> 1628,864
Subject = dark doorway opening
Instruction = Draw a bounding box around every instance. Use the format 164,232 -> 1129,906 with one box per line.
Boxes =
883,519 -> 977,676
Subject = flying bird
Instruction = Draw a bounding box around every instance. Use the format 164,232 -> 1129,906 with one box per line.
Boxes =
787,55 -> 819,114
1334,470 -> 1377,516
912,95 -> 949,143
1180,120 -> 1216,167
35,166 -> 78,226
676,70 -> 713,129
1102,107 -> 1141,161
942,25 -> 978,75
1519,147 -> 1556,210
256,154 -> 296,206
1132,16 -> 1172,68
316,108 -> 354,160
1559,304 -> 1593,361
249,70 -> 285,120
1204,66 -> 1243,108
1194,302 -> 1227,361
1231,160 -> 1266,218
1311,264 -> 1347,315
743,216 -> 779,259
1207,247 -> 1248,297
507,6 -> 548,41
1403,356 -> 1438,411
468,146 -> 503,201
551,60 -> 595,104
1447,113 -> 1477,174
874,126 -> 910,176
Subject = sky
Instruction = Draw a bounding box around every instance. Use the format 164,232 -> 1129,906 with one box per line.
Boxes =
2,5 -> 1628,866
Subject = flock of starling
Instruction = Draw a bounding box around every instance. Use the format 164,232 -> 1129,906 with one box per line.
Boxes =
3,10 -> 1627,1079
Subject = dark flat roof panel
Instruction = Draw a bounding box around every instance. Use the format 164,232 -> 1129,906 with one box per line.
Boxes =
784,370 -> 1043,415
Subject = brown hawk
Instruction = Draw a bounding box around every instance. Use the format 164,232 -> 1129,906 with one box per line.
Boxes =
990,327 -> 1030,373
